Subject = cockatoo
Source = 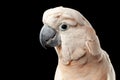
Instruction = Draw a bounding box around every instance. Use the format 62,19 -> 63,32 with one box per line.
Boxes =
39,6 -> 116,80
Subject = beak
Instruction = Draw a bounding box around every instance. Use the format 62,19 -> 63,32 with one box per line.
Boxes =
39,24 -> 61,48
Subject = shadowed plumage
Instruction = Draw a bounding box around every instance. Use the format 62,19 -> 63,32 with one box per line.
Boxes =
40,6 -> 116,80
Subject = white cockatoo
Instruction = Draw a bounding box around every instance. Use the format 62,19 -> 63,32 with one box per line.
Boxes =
40,6 -> 116,80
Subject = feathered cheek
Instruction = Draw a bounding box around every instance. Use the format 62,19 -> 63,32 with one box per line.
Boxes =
60,35 -> 70,44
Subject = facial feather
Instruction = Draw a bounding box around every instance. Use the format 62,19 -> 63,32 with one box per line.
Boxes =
42,6 -> 91,28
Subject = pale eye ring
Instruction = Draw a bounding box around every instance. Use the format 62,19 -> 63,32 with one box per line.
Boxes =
59,24 -> 69,31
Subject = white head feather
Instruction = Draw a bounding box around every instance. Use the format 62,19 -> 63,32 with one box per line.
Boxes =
42,6 -> 92,27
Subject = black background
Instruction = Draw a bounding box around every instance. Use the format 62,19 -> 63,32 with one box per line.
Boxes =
31,0 -> 120,80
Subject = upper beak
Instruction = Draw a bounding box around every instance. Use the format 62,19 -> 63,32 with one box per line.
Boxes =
39,24 -> 61,48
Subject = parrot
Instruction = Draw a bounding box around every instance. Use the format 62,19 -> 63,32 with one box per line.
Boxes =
39,6 -> 116,80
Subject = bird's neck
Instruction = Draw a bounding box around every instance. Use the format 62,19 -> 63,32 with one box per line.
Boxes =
55,42 -> 103,67
55,44 -> 87,66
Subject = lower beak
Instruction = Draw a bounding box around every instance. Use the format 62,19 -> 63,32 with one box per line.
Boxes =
39,24 -> 61,48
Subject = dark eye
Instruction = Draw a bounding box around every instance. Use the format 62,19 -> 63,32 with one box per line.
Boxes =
59,24 -> 69,31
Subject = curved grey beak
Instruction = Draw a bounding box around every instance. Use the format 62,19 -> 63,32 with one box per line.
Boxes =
39,24 -> 61,48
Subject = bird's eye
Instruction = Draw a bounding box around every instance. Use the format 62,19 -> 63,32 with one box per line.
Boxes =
59,24 -> 69,31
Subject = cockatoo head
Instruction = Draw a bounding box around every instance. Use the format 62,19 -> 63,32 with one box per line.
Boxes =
39,7 -> 116,80
40,6 -> 96,49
